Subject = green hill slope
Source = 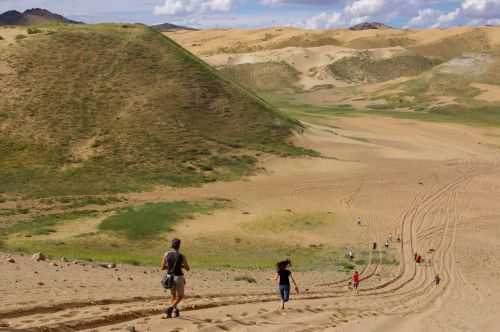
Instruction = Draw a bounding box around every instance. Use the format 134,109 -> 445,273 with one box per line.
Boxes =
0,24 -> 305,197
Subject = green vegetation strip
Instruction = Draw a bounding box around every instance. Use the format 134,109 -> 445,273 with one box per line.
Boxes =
2,210 -> 97,237
99,201 -> 225,240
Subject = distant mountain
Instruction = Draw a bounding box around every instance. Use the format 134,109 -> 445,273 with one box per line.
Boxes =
152,22 -> 198,32
0,8 -> 82,26
349,22 -> 392,31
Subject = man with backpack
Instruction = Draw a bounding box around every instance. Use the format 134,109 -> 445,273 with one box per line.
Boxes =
161,238 -> 190,318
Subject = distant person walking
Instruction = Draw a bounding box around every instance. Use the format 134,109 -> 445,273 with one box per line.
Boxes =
348,248 -> 354,261
352,270 -> 360,295
372,242 -> 377,250
357,217 -> 362,226
161,238 -> 190,318
435,274 -> 441,286
385,240 -> 390,249
275,259 -> 299,310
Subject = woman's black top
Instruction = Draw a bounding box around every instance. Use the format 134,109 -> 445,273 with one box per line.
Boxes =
278,269 -> 291,286
166,251 -> 184,276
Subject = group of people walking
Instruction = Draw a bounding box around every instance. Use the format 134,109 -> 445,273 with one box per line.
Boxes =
160,238 -> 367,318
160,235 -> 440,318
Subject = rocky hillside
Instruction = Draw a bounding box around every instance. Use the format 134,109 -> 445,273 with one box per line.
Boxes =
151,22 -> 197,32
349,22 -> 392,31
0,8 -> 82,26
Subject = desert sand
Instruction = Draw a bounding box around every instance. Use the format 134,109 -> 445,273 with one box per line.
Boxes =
2,115 -> 500,331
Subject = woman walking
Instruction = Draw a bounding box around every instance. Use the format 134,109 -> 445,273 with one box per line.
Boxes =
274,259 -> 299,310
161,238 -> 190,318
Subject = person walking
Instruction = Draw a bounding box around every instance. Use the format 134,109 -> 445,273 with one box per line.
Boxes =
372,242 -> 377,250
385,240 -> 390,249
435,274 -> 441,286
352,270 -> 360,295
274,259 -> 299,310
161,238 -> 190,318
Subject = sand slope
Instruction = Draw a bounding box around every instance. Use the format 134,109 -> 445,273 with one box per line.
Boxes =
2,116 -> 500,331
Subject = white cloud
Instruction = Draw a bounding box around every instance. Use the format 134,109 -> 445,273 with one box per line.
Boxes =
154,0 -> 234,16
407,7 -> 461,28
306,11 -> 346,29
345,0 -> 387,18
462,0 -> 500,19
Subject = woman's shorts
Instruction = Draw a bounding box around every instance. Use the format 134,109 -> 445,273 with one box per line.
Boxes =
170,275 -> 185,298
279,285 -> 290,302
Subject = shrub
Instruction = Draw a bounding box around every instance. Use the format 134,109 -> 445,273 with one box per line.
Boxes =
234,275 -> 257,283
15,34 -> 27,40
27,28 -> 42,35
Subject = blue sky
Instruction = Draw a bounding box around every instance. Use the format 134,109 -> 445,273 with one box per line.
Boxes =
2,0 -> 500,29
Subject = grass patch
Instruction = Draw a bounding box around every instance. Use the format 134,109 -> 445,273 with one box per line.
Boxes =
219,61 -> 300,93
2,210 -> 97,237
329,54 -> 442,84
99,201 -> 226,240
244,212 -> 332,234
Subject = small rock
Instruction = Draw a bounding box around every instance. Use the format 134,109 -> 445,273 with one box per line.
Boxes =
242,211 -> 250,215
126,326 -> 136,332
107,263 -> 116,269
61,257 -> 68,262
38,282 -> 44,286
32,252 -> 46,262
50,262 -> 58,267
6,257 -> 15,263
117,277 -> 122,281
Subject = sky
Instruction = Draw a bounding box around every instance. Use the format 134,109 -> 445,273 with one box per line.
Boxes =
1,0 -> 500,29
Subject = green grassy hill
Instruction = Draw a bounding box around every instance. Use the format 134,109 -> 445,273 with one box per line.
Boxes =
0,24 -> 305,197
219,61 -> 300,93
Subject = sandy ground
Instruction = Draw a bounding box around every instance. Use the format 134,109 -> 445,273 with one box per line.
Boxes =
2,115 -> 500,331
471,82 -> 500,102
203,45 -> 405,90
